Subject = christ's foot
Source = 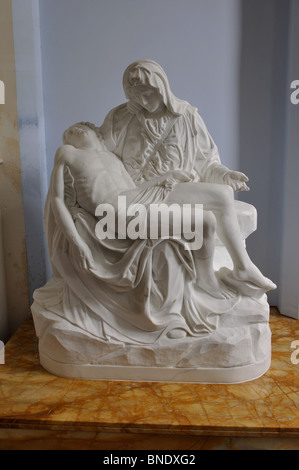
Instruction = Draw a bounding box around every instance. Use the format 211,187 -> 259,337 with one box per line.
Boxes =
197,273 -> 236,300
233,264 -> 276,291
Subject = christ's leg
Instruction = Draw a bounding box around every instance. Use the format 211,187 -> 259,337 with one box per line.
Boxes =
192,211 -> 235,299
166,182 -> 276,291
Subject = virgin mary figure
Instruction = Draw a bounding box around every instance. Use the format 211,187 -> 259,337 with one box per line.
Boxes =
100,59 -> 275,295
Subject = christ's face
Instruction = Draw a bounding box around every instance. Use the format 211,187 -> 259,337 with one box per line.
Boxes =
77,127 -> 104,150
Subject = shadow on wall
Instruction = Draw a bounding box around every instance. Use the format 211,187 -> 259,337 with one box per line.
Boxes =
237,0 -> 291,306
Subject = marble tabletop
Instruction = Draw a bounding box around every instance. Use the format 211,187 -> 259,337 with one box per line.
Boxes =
0,308 -> 298,441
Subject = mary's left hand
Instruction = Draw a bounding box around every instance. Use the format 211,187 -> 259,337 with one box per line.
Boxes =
224,171 -> 250,191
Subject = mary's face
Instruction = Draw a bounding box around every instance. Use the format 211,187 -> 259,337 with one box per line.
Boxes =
130,85 -> 164,114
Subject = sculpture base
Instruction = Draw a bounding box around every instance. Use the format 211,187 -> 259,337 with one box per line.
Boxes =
31,284 -> 272,384
39,351 -> 271,384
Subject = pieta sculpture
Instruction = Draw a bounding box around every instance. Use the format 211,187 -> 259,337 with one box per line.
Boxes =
31,60 -> 276,383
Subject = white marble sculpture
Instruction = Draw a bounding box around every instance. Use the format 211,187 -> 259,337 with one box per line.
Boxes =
31,60 -> 276,383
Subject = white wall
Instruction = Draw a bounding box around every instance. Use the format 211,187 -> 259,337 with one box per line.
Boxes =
12,0 -> 51,303
236,0 -> 291,307
0,0 -> 30,340
279,0 -> 299,319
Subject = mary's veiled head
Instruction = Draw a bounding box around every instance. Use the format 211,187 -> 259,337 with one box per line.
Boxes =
123,60 -> 188,115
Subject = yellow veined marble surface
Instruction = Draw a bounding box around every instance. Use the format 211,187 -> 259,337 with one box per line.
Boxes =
0,308 -> 298,445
